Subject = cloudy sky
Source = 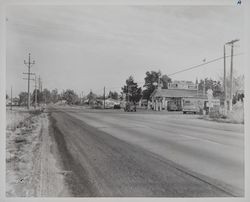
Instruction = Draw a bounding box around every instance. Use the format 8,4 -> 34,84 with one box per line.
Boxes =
6,5 -> 244,97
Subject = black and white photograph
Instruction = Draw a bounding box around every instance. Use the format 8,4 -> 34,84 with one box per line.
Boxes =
1,0 -> 249,199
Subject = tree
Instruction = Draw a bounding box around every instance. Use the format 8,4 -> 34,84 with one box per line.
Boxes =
198,78 -> 223,98
51,89 -> 59,103
142,70 -> 172,100
31,89 -> 38,105
42,89 -> 51,104
108,91 -> 119,100
161,74 -> 172,89
121,76 -> 142,103
198,78 -> 223,97
86,90 -> 97,105
143,71 -> 160,101
224,74 -> 244,97
62,89 -> 78,105
18,92 -> 28,106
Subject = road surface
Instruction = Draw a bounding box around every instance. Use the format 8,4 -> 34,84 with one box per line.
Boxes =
48,106 -> 244,197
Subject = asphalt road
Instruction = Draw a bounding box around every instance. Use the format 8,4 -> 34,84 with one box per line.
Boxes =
48,106 -> 244,197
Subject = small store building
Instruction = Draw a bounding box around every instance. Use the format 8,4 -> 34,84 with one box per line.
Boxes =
150,88 -> 207,111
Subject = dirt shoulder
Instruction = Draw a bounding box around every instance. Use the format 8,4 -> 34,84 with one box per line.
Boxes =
6,108 -> 70,197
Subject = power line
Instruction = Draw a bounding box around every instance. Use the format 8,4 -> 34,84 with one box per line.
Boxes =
167,53 -> 243,77
78,53 -> 243,95
105,53 -> 243,90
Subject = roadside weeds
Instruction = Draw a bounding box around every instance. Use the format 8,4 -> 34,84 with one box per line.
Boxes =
6,108 -> 70,197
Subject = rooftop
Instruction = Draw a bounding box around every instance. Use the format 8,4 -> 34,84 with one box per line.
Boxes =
151,88 -> 207,98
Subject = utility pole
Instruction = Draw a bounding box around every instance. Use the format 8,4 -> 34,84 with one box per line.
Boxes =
196,78 -> 198,97
202,59 -> 206,97
203,79 -> 206,96
44,90 -> 47,104
10,86 -> 12,110
127,85 -> 129,103
103,86 -> 106,109
223,44 -> 227,111
23,53 -> 35,110
38,76 -> 42,92
225,39 -> 239,111
34,75 -> 37,109
23,77 -> 35,107
38,75 -> 41,106
229,43 -> 234,111
38,76 -> 41,92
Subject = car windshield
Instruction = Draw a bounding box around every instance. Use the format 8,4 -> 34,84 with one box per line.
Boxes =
184,101 -> 193,106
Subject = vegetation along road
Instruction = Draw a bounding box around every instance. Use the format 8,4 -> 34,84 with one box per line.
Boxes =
48,105 -> 244,197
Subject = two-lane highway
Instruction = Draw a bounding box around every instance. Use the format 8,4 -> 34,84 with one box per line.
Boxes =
48,106 -> 244,197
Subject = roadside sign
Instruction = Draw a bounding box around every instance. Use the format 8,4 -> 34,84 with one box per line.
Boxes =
211,99 -> 220,106
207,89 -> 213,100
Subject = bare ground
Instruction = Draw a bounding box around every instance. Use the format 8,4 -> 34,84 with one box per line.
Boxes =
6,108 -> 70,197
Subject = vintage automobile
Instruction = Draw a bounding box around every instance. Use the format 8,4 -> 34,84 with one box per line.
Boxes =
182,99 -> 202,114
124,102 -> 136,112
167,101 -> 178,111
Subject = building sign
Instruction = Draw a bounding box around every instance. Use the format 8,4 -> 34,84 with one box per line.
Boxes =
207,89 -> 213,108
209,99 -> 220,107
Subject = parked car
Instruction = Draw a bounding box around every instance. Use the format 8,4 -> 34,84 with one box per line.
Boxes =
167,101 -> 178,111
124,102 -> 136,112
114,104 -> 121,109
182,99 -> 202,114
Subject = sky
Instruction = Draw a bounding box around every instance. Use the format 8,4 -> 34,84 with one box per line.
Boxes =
6,5 -> 244,97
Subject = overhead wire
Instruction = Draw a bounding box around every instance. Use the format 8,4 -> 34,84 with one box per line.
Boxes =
83,53 -> 244,94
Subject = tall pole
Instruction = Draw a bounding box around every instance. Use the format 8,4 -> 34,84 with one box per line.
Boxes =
35,75 -> 37,109
38,76 -> 41,106
225,39 -> 239,111
44,90 -> 47,104
229,43 -> 234,111
27,54 -> 31,109
10,86 -> 12,110
202,59 -> 206,96
40,76 -> 42,92
103,86 -> 106,109
223,44 -> 227,110
127,85 -> 129,103
24,53 -> 35,110
38,76 -> 41,92
203,79 -> 206,96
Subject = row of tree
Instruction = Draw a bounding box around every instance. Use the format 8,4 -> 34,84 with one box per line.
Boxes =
17,88 -> 58,106
120,71 -> 172,103
13,70 -> 243,106
120,70 -> 244,103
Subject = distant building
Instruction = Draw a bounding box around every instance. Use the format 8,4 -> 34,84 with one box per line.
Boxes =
102,98 -> 120,108
168,80 -> 197,90
6,97 -> 19,106
150,80 -> 207,111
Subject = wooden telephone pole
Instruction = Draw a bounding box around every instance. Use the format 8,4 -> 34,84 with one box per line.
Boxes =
23,53 -> 35,110
103,86 -> 106,109
225,39 -> 239,111
10,86 -> 12,110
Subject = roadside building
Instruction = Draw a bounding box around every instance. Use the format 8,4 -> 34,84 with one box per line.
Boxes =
168,80 -> 197,90
6,97 -> 20,106
102,98 -> 120,109
150,80 -> 207,111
